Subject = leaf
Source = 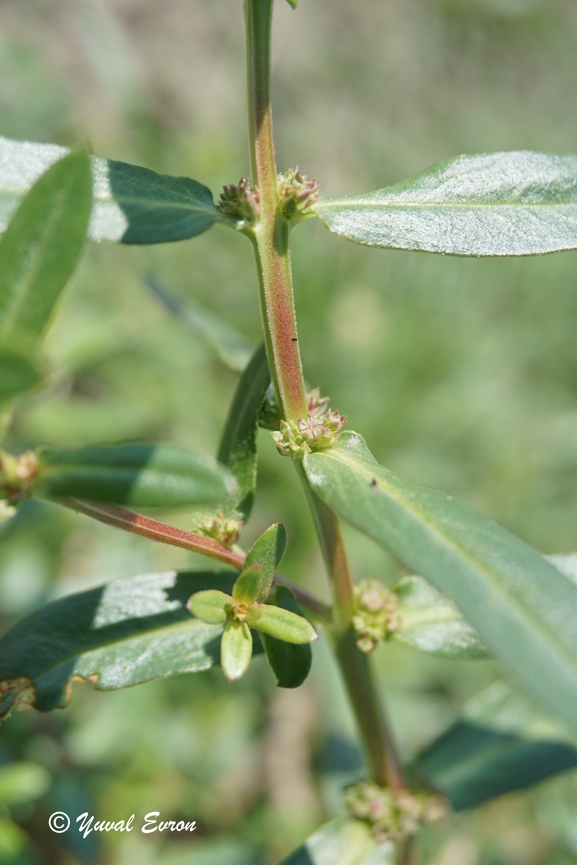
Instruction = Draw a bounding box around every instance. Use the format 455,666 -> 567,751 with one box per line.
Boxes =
303,431 -> 577,736
279,817 -> 396,865
232,563 -> 264,605
415,682 -> 577,811
0,570 -> 240,720
146,276 -> 254,374
0,347 -> 42,401
244,522 -> 288,600
285,0 -> 298,7
393,576 -> 487,659
0,150 -> 92,350
217,343 -> 271,519
33,442 -> 237,508
220,619 -> 253,683
187,589 -> 230,625
0,135 -> 231,246
247,602 -> 317,644
262,586 -> 312,689
314,152 -> 577,257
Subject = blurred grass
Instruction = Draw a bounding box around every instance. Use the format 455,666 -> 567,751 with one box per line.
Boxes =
2,0 -> 577,863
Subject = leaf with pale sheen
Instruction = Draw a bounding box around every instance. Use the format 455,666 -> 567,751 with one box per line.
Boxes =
0,150 -> 91,350
221,619 -> 252,683
304,431 -> 577,736
0,135 -> 230,246
0,348 -> 42,402
416,682 -> 577,810
0,570 -> 239,721
244,522 -> 287,600
217,343 -> 270,519
314,152 -> 577,257
279,817 -> 396,865
262,586 -> 313,689
393,576 -> 487,659
34,442 -> 237,508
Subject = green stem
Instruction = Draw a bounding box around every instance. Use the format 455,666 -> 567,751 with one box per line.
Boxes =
245,0 -> 307,422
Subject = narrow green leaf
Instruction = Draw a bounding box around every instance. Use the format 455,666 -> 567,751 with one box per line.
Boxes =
279,817 -> 396,865
0,150 -> 91,349
393,576 -> 487,659
187,589 -> 230,625
217,343 -> 271,519
232,563 -> 264,605
0,135 -> 232,246
247,602 -> 317,644
0,347 -> 42,401
285,0 -> 298,7
304,431 -> 577,736
34,442 -> 237,508
243,522 -> 288,600
314,152 -> 577,256
262,586 -> 313,689
221,619 -> 253,683
0,570 -> 239,721
415,682 -> 577,810
147,277 -> 254,374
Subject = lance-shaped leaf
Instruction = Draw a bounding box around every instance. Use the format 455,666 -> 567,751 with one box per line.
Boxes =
0,570 -> 240,721
280,817 -> 396,865
243,522 -> 288,600
415,682 -> 577,811
221,619 -> 253,683
304,432 -> 577,737
217,343 -> 271,519
393,576 -> 487,659
33,442 -> 237,508
232,563 -> 264,605
314,152 -> 577,257
246,602 -> 317,644
0,348 -> 42,402
262,586 -> 313,689
147,277 -> 254,374
0,135 -> 232,246
0,150 -> 92,350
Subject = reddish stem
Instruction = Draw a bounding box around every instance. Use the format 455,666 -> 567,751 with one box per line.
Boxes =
57,497 -> 331,621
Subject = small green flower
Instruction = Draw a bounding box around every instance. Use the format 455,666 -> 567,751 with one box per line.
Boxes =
191,508 -> 244,547
277,168 -> 320,218
352,579 -> 400,654
188,552 -> 317,683
0,449 -> 38,504
271,388 -> 346,459
344,780 -> 447,843
217,178 -> 260,226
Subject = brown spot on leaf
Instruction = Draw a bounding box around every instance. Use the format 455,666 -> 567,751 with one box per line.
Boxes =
0,677 -> 36,722
370,478 -> 377,488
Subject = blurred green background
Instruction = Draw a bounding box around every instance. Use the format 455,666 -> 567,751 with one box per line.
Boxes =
2,0 -> 577,862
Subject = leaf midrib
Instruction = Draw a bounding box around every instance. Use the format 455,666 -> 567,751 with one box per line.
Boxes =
315,444 -> 577,673
317,199 -> 577,211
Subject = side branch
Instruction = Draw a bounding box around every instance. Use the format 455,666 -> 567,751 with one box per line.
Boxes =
55,498 -> 331,622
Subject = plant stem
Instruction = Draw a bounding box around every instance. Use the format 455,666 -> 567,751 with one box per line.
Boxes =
244,0 -> 406,797
245,0 -> 307,422
54,498 -> 331,621
335,628 -> 405,792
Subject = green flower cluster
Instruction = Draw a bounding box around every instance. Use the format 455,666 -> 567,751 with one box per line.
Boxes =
277,167 -> 320,219
352,579 -> 401,654
0,449 -> 38,504
217,178 -> 260,225
190,508 -> 244,547
344,780 -> 447,843
271,388 -> 346,459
